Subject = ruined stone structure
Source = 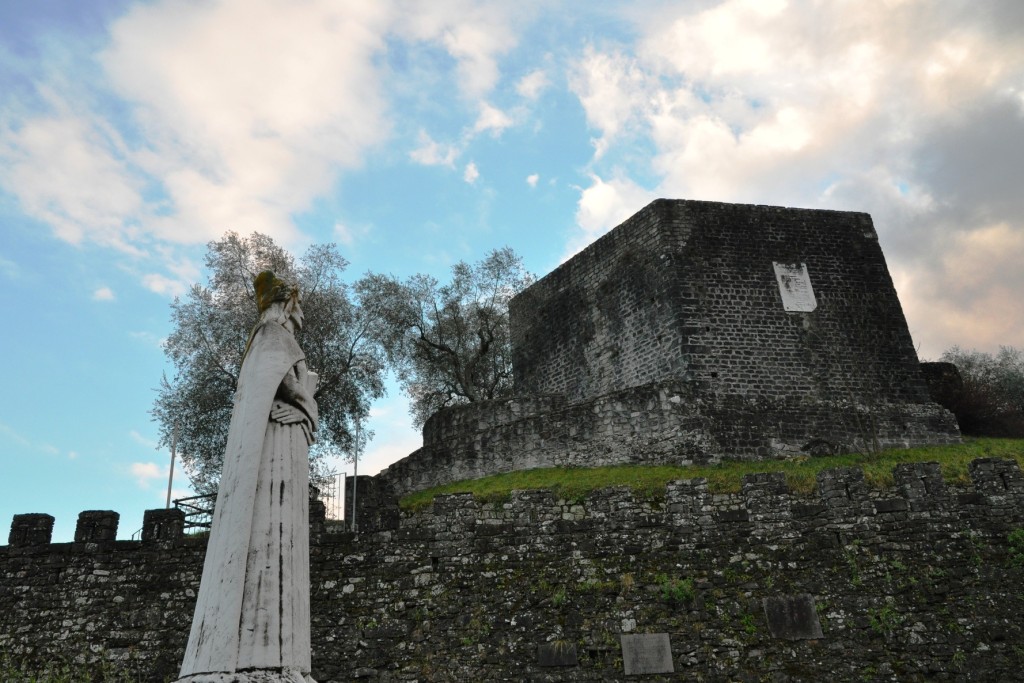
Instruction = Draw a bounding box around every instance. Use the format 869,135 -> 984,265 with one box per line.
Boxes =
379,199 -> 959,497
2,458 -> 1023,681
0,199 -> 988,682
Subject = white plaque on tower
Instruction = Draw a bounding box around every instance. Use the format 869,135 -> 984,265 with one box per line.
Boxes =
773,262 -> 817,312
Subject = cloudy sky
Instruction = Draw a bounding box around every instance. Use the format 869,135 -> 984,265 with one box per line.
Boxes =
2,0 -> 1022,541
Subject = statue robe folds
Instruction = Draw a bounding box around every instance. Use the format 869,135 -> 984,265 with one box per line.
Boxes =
179,321 -> 318,682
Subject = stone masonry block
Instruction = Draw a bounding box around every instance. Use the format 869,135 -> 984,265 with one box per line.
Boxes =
8,513 -> 54,547
142,508 -> 185,543
74,510 -> 119,543
816,467 -> 867,508
763,594 -> 824,640
969,458 -> 1024,494
742,472 -> 788,497
893,461 -> 946,498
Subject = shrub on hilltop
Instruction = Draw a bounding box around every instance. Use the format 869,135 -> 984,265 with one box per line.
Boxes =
936,346 -> 1024,437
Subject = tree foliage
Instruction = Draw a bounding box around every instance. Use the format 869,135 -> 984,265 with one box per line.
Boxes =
357,247 -> 532,426
938,346 -> 1024,437
153,232 -> 385,494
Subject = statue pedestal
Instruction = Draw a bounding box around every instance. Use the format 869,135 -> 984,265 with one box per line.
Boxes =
176,670 -> 315,683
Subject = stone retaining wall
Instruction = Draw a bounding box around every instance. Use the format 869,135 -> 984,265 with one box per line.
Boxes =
379,380 -> 959,497
2,458 -> 1023,682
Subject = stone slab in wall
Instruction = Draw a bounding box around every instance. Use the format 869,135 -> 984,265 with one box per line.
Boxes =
762,593 -> 824,640
621,633 -> 674,675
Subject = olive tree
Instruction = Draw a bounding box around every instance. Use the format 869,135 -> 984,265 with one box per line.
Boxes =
938,346 -> 1024,437
357,247 -> 532,426
153,232 -> 385,494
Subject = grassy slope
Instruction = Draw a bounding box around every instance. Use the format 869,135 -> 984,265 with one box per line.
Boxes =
400,438 -> 1024,511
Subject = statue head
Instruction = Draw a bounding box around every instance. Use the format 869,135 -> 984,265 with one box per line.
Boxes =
254,270 -> 302,332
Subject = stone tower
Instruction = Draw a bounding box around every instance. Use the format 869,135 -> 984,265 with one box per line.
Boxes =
510,199 -> 958,455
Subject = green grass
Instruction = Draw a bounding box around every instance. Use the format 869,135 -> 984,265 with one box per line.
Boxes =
399,437 -> 1024,511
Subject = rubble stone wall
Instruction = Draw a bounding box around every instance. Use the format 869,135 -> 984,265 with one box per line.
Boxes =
379,380 -> 960,497
3,458 -> 1024,682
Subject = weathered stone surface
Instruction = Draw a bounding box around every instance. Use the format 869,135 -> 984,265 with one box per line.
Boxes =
179,276 -> 317,681
621,633 -> 674,675
379,199 -> 960,497
762,594 -> 824,640
513,200 -> 943,407
538,641 -> 579,667
8,513 -> 53,546
176,670 -> 312,683
142,508 -> 185,543
1,457 -> 1023,682
343,475 -> 398,532
74,510 -> 119,543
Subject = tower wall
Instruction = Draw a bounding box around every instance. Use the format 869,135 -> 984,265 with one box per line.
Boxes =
512,199 -> 933,406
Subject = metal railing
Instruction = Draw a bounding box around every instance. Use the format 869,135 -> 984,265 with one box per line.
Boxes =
170,473 -> 346,535
174,494 -> 216,534
316,471 -> 345,521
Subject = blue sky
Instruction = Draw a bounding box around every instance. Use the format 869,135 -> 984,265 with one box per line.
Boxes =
2,0 -> 1023,542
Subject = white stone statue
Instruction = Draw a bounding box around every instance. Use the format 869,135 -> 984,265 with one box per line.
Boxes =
177,271 -> 318,683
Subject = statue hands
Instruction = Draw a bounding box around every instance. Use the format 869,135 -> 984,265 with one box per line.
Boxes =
271,400 -> 306,425
270,400 -> 315,446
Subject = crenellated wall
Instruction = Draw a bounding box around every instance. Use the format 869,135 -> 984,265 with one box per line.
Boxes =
2,458 -> 1023,681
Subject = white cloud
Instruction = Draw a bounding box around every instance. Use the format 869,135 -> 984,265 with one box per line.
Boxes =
575,174 -> 655,236
473,102 -> 514,136
129,330 -> 166,349
349,428 -> 422,478
463,161 -> 480,184
564,1 -> 1024,356
443,24 -> 504,97
0,421 -> 62,455
564,174 -> 655,260
409,130 -> 459,167
130,461 -> 164,489
0,0 -> 544,285
526,173 -> 539,188
130,430 -> 159,449
0,254 -> 18,279
99,1 -> 395,247
397,3 -> 521,99
334,223 -> 355,247
898,222 -> 1024,357
411,102 -> 514,168
68,450 -> 79,460
569,47 -> 649,159
142,273 -> 187,297
333,221 -> 372,248
92,286 -> 115,301
0,92 -> 147,253
0,1 -> 402,259
0,422 -> 30,447
516,69 -> 549,100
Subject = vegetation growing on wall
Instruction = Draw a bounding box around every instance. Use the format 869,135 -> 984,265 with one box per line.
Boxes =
400,437 -> 1024,510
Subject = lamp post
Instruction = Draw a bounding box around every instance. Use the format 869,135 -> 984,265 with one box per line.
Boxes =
350,419 -> 359,534
166,425 -> 177,509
